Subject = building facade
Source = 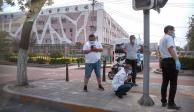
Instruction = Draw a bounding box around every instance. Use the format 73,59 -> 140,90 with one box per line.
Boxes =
0,3 -> 129,60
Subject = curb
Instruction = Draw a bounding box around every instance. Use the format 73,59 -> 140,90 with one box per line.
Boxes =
3,85 -> 111,112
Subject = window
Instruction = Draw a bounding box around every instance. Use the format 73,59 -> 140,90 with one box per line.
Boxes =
90,16 -> 97,21
46,29 -> 50,33
70,28 -> 73,32
84,5 -> 88,9
65,8 -> 69,11
51,18 -> 57,24
75,6 -> 78,11
62,18 -> 66,23
63,28 -> 66,32
57,9 -> 60,12
55,29 -> 58,32
38,21 -> 44,25
4,15 -> 7,19
90,26 -> 96,31
38,30 -> 43,34
11,14 -> 14,18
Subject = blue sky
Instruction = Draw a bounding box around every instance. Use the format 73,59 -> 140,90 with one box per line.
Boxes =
2,0 -> 194,48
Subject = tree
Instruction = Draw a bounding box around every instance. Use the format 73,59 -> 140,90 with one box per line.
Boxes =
176,46 -> 184,51
187,15 -> 194,51
1,0 -> 53,86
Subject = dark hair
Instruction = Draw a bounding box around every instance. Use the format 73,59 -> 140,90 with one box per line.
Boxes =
89,34 -> 95,38
164,25 -> 174,34
130,35 -> 135,39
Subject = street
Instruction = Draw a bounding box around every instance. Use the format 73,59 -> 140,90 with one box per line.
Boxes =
0,62 -> 194,112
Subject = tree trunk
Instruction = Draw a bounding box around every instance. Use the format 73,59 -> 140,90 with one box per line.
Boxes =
17,21 -> 33,86
17,0 -> 47,86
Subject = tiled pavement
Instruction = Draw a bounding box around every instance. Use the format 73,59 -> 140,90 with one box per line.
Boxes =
3,78 -> 194,112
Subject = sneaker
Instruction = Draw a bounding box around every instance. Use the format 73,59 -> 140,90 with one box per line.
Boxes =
123,93 -> 127,95
115,93 -> 123,99
133,83 -> 138,86
167,103 -> 181,110
83,85 -> 87,92
162,102 -> 167,107
98,84 -> 104,91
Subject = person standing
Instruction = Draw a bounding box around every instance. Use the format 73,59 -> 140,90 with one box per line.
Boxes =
123,35 -> 138,86
82,34 -> 104,92
159,25 -> 181,110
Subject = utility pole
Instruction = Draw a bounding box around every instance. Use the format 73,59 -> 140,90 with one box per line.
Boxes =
132,0 -> 168,106
90,0 -> 97,33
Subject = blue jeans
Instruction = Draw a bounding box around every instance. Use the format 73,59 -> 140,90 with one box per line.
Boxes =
115,82 -> 134,96
85,60 -> 101,79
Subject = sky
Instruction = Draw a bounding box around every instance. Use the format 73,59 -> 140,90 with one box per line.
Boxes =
2,0 -> 194,48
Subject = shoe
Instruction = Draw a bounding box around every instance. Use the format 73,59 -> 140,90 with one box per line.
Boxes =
115,93 -> 123,99
98,84 -> 104,91
123,93 -> 127,95
83,85 -> 87,92
167,103 -> 181,110
162,102 -> 167,107
133,83 -> 138,86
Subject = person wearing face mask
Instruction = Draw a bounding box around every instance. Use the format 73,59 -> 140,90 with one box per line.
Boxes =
82,34 -> 104,92
112,63 -> 134,98
159,25 -> 181,110
123,35 -> 138,86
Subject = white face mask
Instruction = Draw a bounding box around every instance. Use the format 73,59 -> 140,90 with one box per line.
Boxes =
89,41 -> 95,44
171,32 -> 175,38
131,39 -> 135,43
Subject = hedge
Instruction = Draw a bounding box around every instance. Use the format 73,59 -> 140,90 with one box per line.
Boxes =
49,52 -> 63,58
7,55 -> 85,65
159,56 -> 194,70
179,57 -> 194,70
49,57 -> 80,64
8,56 -> 17,62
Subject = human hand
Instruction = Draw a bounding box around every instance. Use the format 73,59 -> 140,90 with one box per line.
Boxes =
91,47 -> 98,52
175,59 -> 181,71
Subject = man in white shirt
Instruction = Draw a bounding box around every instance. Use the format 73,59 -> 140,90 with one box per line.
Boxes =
112,64 -> 134,98
82,34 -> 104,92
159,25 -> 181,110
123,35 -> 138,86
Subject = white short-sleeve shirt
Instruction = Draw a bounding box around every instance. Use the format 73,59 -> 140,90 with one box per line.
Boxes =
112,67 -> 131,91
83,41 -> 103,63
124,43 -> 138,60
159,34 -> 177,59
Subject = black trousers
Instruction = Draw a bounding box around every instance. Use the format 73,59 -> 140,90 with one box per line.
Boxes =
161,58 -> 178,104
125,59 -> 137,84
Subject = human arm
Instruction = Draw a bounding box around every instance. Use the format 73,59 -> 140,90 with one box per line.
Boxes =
91,42 -> 103,52
167,38 -> 181,71
83,43 -> 91,54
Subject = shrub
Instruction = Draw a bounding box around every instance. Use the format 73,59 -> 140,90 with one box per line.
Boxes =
76,57 -> 85,63
50,52 -> 63,58
28,53 -> 37,57
49,57 -> 75,64
179,57 -> 194,70
8,56 -> 17,62
5,53 -> 17,60
71,58 -> 77,63
28,57 -> 37,63
36,57 -> 49,64
49,58 -> 63,64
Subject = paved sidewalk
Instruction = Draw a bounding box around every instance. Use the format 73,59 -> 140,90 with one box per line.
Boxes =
3,79 -> 194,112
